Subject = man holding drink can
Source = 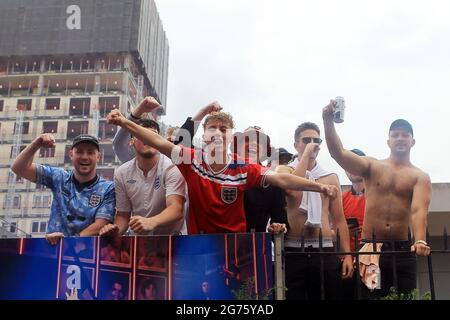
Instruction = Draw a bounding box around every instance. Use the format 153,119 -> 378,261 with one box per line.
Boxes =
322,99 -> 431,299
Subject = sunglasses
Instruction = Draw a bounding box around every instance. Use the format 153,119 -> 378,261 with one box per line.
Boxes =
67,215 -> 87,222
301,137 -> 322,145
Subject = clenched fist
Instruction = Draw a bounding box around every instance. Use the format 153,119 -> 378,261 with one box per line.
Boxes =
137,97 -> 163,114
129,216 -> 158,234
107,109 -> 126,126
38,134 -> 56,149
322,99 -> 337,122
320,184 -> 338,199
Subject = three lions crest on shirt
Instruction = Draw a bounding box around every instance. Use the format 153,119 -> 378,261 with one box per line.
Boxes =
221,187 -> 237,204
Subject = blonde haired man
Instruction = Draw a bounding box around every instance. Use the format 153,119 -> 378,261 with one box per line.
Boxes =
107,98 -> 338,234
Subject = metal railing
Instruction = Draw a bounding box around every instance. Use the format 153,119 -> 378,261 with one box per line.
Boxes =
273,227 -> 450,300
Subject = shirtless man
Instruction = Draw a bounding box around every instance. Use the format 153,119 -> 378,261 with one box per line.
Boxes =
322,99 -> 431,298
277,122 -> 353,300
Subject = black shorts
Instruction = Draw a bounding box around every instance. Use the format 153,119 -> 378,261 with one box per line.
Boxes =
284,246 -> 342,300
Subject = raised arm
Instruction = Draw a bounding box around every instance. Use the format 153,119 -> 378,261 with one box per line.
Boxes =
113,97 -> 164,163
265,172 -> 338,198
175,101 -> 222,148
108,110 -> 175,159
11,134 -> 55,183
410,172 -> 432,256
192,101 -> 222,122
322,100 -> 370,176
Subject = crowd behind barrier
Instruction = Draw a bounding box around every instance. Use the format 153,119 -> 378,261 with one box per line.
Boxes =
3,96 -> 441,300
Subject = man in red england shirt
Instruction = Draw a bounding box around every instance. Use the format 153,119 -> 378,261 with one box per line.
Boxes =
107,97 -> 338,235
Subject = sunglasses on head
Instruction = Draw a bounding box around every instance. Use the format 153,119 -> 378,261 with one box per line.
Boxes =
301,137 -> 322,145
67,215 -> 87,222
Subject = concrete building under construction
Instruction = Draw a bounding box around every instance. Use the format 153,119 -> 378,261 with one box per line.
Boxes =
0,0 -> 169,237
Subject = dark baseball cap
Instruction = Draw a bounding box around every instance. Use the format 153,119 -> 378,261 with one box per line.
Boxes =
277,148 -> 293,157
71,134 -> 100,150
389,119 -> 414,137
350,148 -> 365,157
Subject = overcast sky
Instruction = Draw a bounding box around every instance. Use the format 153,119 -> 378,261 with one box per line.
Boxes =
155,0 -> 450,183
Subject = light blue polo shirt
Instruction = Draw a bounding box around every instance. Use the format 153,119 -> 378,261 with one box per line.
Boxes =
36,165 -> 116,236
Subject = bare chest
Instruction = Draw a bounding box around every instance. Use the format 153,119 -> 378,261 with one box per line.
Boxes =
367,163 -> 417,198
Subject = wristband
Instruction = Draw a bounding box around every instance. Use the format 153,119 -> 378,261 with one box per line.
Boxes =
129,112 -> 140,120
414,240 -> 427,246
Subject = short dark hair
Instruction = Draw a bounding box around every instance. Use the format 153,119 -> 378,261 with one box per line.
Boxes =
294,122 -> 320,142
389,119 -> 413,137
138,119 -> 160,134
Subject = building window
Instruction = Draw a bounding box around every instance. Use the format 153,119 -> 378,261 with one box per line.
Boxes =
100,144 -> 116,164
8,172 -> 24,184
10,145 -> 26,159
69,98 -> 91,117
99,120 -> 117,140
10,222 -> 17,233
42,121 -> 58,134
14,122 -> 30,134
40,222 -> 47,233
39,147 -> 56,158
0,100 -> 4,112
17,99 -> 32,111
31,221 -> 47,234
98,97 -> 120,117
33,195 -> 51,208
32,222 -> 39,233
45,98 -> 60,110
67,121 -> 89,140
3,195 -> 21,209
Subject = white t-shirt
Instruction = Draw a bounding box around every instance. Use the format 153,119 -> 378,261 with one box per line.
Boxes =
114,154 -> 186,235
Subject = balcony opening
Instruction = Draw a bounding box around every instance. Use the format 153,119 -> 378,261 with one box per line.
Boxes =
13,122 -> 30,134
67,121 -> 89,140
39,147 -> 56,158
99,144 -> 115,165
17,99 -> 32,111
69,98 -> 91,117
99,120 -> 117,140
42,121 -> 58,134
10,145 -> 26,158
99,96 -> 120,117
45,98 -> 60,110
12,61 -> 26,73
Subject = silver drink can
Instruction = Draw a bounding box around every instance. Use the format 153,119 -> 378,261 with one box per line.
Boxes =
334,96 -> 345,123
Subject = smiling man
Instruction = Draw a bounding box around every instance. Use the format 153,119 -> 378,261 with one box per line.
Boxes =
99,119 -> 186,237
107,97 -> 338,235
322,100 -> 432,299
11,134 -> 115,244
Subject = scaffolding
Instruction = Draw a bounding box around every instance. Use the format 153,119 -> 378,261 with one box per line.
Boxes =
93,102 -> 100,138
4,105 -> 25,236
137,74 -> 144,102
